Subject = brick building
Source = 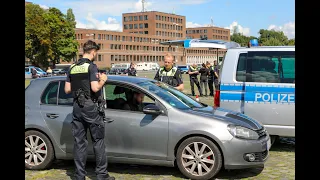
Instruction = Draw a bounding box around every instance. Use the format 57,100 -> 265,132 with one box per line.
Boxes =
25,0 -> 230,68
73,11 -> 230,68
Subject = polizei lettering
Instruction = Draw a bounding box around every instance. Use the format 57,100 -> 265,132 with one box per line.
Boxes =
255,93 -> 295,103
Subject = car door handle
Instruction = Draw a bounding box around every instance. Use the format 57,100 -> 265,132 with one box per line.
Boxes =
105,118 -> 114,123
46,113 -> 59,119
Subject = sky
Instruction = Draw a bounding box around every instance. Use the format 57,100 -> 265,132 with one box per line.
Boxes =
29,0 -> 295,39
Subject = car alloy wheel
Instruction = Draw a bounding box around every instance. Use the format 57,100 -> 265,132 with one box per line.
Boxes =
176,136 -> 222,180
181,142 -> 215,176
25,135 -> 48,166
25,130 -> 54,170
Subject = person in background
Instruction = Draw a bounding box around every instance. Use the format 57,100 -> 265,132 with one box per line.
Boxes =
206,61 -> 214,96
125,62 -> 137,76
31,68 -> 39,79
46,67 -> 52,76
188,63 -> 203,96
213,60 -> 220,90
154,53 -> 184,91
199,63 -> 209,96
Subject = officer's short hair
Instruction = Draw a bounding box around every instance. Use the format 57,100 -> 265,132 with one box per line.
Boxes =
83,40 -> 100,54
164,53 -> 174,61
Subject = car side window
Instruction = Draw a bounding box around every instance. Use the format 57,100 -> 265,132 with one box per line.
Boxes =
25,68 -> 29,72
58,81 -> 73,106
236,51 -> 295,84
41,81 -> 59,105
103,83 -> 156,112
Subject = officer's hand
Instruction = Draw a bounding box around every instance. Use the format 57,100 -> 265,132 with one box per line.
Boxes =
99,73 -> 108,82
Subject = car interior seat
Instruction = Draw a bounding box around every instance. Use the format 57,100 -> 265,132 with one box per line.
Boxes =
112,86 -> 127,109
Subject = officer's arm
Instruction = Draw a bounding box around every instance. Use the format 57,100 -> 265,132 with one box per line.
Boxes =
174,70 -> 184,91
64,70 -> 71,94
90,65 -> 106,93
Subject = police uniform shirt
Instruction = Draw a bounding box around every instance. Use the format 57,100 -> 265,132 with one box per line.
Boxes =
213,65 -> 220,79
189,66 -> 199,78
66,58 -> 100,98
154,67 -> 183,86
126,67 -> 137,76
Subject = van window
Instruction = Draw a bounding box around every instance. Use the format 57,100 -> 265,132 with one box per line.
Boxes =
25,68 -> 29,72
236,51 -> 295,84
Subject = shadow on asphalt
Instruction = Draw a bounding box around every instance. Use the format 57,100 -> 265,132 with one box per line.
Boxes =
49,140 -> 294,180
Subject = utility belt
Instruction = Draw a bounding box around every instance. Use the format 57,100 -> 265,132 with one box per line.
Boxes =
74,89 -> 107,123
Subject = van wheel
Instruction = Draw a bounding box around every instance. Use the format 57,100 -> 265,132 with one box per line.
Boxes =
25,130 -> 54,170
176,136 -> 222,180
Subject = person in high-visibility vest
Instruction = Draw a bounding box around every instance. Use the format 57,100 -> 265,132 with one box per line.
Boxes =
188,63 -> 203,96
154,53 -> 184,91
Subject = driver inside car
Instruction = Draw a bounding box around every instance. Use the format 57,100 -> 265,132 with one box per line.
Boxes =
122,91 -> 145,112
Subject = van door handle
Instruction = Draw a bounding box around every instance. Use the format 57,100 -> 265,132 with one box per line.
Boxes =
46,113 -> 59,119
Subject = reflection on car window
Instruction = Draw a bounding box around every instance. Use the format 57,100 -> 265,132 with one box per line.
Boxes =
41,81 -> 59,105
58,81 -> 73,106
137,81 -> 204,110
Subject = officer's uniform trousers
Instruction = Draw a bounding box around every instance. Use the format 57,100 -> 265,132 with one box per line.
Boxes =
190,76 -> 202,96
71,99 -> 108,180
208,76 -> 214,96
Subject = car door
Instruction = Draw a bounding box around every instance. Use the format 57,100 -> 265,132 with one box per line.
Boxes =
103,83 -> 169,161
39,80 -> 94,155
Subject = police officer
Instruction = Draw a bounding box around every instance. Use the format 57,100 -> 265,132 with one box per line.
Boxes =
154,53 -> 184,91
125,62 -> 137,76
64,40 -> 115,180
188,63 -> 203,96
206,61 -> 214,96
213,60 -> 220,90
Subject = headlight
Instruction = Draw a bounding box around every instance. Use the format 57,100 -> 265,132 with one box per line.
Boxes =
227,125 -> 259,140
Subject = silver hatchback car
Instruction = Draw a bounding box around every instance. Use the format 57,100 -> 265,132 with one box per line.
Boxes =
25,76 -> 271,180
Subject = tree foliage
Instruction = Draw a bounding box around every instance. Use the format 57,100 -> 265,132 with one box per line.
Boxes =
231,28 -> 295,47
25,4 -> 78,67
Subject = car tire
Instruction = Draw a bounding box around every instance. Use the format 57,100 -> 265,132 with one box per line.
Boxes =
25,130 -> 54,170
176,136 -> 222,180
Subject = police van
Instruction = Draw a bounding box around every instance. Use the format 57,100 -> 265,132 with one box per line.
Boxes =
160,39 -> 295,144
215,46 -> 295,144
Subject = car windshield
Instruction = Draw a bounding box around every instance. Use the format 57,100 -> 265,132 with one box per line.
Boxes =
137,81 -> 204,110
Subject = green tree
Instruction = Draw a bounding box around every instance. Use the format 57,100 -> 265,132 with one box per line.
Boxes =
287,38 -> 295,45
231,33 -> 257,47
258,29 -> 288,46
25,4 -> 78,67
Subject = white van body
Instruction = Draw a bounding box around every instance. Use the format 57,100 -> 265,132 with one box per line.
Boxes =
217,46 -> 295,141
136,62 -> 159,71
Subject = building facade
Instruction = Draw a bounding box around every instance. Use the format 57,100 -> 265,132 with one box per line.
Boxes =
186,27 -> 230,41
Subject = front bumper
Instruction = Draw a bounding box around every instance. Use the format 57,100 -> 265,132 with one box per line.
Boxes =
223,135 -> 271,169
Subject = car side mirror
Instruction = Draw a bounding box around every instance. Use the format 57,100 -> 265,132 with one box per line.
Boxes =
143,104 -> 162,115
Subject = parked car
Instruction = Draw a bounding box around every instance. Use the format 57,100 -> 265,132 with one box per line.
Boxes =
176,65 -> 189,74
52,68 -> 66,75
25,76 -> 270,180
215,46 -> 295,144
25,66 -> 47,78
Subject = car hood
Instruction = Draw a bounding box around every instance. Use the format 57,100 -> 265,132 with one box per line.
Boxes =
183,106 -> 263,130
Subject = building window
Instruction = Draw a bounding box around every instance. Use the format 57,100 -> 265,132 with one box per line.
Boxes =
134,16 -> 138,21
129,16 -> 132,21
144,23 -> 148,28
123,17 -> 127,22
139,31 -> 143,34
139,23 -> 143,29
144,31 -> 148,34
134,24 -> 138,29
111,55 -> 114,61
129,24 -> 133,29
139,15 -> 143,21
124,25 -> 128,29
144,15 -> 148,20
98,55 -> 102,61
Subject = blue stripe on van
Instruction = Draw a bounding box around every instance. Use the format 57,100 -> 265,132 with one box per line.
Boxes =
220,83 -> 295,104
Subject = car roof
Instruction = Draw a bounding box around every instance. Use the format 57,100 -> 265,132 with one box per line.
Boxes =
30,75 -> 151,85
